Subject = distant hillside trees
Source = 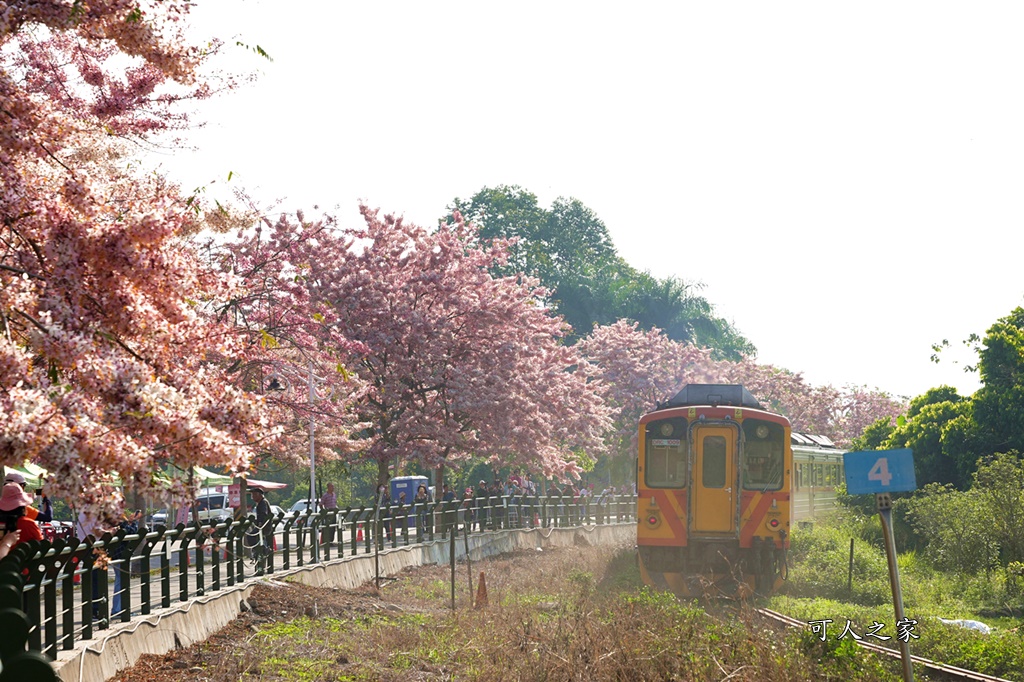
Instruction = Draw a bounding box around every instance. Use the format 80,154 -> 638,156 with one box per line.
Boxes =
446,185 -> 754,359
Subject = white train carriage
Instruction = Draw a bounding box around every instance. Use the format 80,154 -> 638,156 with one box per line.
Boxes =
791,432 -> 845,523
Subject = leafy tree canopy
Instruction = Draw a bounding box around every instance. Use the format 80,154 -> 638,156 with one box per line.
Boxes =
972,307 -> 1024,455
446,185 -> 754,358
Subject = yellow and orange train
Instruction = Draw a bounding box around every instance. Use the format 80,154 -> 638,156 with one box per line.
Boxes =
636,384 -> 843,597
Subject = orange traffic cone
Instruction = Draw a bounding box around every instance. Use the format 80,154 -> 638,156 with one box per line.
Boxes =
475,571 -> 488,609
356,524 -> 363,542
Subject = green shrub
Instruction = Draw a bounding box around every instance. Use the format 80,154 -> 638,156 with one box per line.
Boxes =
903,482 -> 998,574
787,516 -> 892,605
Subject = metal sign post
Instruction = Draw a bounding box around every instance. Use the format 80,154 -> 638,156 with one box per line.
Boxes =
844,449 -> 917,682
877,492 -> 913,682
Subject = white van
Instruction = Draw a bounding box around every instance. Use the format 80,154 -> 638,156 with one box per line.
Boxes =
194,487 -> 233,524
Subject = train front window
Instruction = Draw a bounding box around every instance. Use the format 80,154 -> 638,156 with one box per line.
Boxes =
742,420 -> 784,491
644,419 -> 687,488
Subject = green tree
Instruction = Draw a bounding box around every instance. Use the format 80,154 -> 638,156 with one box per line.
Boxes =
449,185 -> 622,339
849,417 -> 895,451
447,185 -> 755,358
853,386 -> 976,489
973,307 -> 1024,455
887,398 -> 973,488
903,482 -> 997,574
973,452 -> 1024,564
617,273 -> 754,360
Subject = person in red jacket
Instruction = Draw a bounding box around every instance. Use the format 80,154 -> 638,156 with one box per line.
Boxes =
0,482 -> 43,547
3,471 -> 53,524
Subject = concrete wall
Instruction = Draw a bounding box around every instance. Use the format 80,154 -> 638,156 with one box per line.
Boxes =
53,523 -> 635,682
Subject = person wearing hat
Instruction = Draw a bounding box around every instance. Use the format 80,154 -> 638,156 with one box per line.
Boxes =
247,487 -> 273,563
0,482 -> 43,547
3,471 -> 52,525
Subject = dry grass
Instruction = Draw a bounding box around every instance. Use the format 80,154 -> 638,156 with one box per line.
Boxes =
114,543 -> 900,681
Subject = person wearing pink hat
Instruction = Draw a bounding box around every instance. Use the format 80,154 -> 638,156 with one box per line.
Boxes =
0,482 -> 43,547
3,470 -> 53,525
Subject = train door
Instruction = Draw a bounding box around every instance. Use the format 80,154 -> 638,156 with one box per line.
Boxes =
691,425 -> 738,533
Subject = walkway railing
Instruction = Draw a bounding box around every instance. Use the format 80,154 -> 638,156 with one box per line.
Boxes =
0,493 -> 637,680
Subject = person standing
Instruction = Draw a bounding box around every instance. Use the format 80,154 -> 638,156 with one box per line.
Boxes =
248,487 -> 273,570
474,480 -> 489,531
413,484 -> 429,537
111,509 -> 141,617
320,483 -> 338,545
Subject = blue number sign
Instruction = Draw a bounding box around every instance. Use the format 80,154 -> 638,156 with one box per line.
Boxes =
843,449 -> 916,495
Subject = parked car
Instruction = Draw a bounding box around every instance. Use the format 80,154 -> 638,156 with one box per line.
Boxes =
193,488 -> 233,524
146,488 -> 234,527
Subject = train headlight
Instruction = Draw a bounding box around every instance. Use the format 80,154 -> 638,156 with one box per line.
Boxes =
768,518 -> 780,529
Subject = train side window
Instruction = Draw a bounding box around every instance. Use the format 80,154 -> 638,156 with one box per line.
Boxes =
814,464 -> 823,487
794,463 -> 802,491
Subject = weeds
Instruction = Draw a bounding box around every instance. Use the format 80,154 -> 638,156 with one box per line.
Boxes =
215,544 -> 902,681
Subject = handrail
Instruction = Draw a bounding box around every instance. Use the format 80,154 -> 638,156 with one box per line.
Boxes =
0,492 -> 637,678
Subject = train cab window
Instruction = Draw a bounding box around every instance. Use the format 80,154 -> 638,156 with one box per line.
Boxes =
644,419 -> 687,488
742,420 -> 784,491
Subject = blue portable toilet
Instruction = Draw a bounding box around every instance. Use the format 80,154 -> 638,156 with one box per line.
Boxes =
391,475 -> 429,526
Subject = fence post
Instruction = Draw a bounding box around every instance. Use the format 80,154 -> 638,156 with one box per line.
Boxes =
0,542 -> 56,682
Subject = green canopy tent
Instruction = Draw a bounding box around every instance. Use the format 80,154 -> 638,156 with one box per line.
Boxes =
3,462 -> 47,489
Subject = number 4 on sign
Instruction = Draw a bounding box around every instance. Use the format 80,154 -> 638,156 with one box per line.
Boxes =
843,449 -> 916,495
868,458 -> 893,486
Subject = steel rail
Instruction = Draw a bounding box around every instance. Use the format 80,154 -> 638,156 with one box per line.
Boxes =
756,608 -> 1014,682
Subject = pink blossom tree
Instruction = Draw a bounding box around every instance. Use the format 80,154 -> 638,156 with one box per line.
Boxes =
580,322 -> 906,460
0,2 -> 273,516
213,209 -> 369,465
241,206 -> 612,486
577,320 -> 717,458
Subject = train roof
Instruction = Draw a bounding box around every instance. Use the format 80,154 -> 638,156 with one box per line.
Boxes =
660,384 -> 764,410
791,432 -> 839,449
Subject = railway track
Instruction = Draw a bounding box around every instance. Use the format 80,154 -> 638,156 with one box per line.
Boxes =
756,608 -> 1014,682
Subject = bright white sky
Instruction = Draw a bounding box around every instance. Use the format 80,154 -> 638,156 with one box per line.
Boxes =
152,1 -> 1024,401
